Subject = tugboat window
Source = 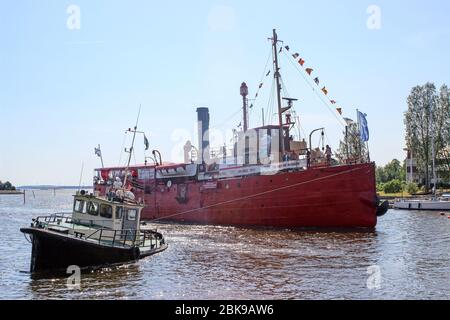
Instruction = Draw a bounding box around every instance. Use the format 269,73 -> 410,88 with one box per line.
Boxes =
87,201 -> 99,216
127,209 -> 137,221
100,204 -> 112,218
74,200 -> 85,213
116,207 -> 123,219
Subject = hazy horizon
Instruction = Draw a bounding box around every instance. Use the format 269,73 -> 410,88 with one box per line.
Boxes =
1,0 -> 450,185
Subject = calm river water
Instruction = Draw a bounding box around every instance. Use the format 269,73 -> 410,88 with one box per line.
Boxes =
0,189 -> 449,300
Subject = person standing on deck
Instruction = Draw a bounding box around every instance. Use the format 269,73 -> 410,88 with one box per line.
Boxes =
325,145 -> 332,166
306,149 -> 311,168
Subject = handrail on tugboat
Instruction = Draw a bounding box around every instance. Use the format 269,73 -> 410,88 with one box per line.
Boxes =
31,213 -> 164,250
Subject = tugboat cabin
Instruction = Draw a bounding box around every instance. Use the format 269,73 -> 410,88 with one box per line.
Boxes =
72,191 -> 143,231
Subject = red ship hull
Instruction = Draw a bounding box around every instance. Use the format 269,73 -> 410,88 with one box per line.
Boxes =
95,162 -> 377,229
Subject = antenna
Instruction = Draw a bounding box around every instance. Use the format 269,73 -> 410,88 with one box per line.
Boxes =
77,161 -> 84,192
123,105 -> 142,188
240,82 -> 249,132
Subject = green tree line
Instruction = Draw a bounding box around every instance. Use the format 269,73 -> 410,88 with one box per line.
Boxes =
376,159 -> 419,194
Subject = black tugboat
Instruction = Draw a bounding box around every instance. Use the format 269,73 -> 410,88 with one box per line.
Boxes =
21,118 -> 167,274
21,190 -> 167,273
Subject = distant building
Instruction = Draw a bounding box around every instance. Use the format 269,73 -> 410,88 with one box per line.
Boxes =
404,149 -> 421,184
404,147 -> 450,186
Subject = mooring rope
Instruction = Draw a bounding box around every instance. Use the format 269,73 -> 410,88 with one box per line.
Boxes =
147,165 -> 368,222
23,233 -> 32,244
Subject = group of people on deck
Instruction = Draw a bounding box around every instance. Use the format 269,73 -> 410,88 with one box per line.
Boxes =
285,145 -> 333,168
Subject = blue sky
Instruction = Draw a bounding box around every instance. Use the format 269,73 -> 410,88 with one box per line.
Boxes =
1,0 -> 449,185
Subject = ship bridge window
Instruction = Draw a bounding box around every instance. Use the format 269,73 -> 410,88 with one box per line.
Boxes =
74,199 -> 85,213
126,209 -> 137,221
116,207 -> 123,219
87,201 -> 99,216
99,204 -> 112,219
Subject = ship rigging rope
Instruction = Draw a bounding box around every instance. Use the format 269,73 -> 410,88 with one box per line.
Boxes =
23,233 -> 31,244
214,46 -> 272,130
281,51 -> 363,143
279,74 -> 304,140
242,45 -> 272,129
118,132 -> 128,166
213,105 -> 245,129
148,165 -> 367,222
251,45 -> 273,106
282,51 -> 347,128
264,77 -> 275,126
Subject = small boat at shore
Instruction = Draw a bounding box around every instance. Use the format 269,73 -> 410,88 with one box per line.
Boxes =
393,194 -> 450,211
21,189 -> 167,273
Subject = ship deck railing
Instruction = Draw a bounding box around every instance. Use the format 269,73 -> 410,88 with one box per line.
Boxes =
32,213 -> 164,250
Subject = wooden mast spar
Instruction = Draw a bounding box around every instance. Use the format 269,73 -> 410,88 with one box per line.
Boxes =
123,105 -> 141,189
271,29 -> 285,157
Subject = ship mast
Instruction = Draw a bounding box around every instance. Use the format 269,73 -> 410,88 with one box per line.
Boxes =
123,105 -> 141,188
271,29 -> 285,155
240,82 -> 249,132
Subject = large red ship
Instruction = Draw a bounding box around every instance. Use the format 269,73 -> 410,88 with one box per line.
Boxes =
93,30 -> 388,229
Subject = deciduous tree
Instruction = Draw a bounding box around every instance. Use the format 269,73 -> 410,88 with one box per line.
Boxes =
404,82 -> 449,190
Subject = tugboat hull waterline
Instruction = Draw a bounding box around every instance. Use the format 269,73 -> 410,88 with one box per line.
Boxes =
21,226 -> 165,273
21,194 -> 167,273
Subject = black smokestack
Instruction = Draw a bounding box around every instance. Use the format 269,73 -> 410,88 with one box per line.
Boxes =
196,107 -> 210,164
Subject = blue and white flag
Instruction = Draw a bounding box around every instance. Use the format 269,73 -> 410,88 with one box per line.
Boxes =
358,111 -> 369,142
144,135 -> 149,151
94,146 -> 102,157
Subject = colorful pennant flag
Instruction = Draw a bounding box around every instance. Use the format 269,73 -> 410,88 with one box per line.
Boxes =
286,46 -> 346,117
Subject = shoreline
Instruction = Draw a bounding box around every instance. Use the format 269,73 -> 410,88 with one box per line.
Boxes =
0,190 -> 24,195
